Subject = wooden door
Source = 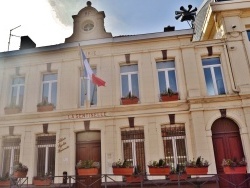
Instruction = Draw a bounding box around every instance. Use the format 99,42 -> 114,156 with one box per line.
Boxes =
212,118 -> 248,188
76,131 -> 101,188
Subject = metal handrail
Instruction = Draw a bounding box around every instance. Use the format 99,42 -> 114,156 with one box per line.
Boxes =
14,173 -> 250,188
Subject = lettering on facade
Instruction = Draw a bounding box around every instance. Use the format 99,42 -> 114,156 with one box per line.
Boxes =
58,137 -> 69,153
67,112 -> 106,119
86,51 -> 96,56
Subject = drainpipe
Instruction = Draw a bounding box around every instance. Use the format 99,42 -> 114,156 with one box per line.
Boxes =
223,41 -> 240,93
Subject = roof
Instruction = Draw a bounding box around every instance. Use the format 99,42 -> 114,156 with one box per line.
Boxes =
193,0 -> 212,41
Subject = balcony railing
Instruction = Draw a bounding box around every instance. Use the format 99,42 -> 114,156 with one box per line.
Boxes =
8,173 -> 250,188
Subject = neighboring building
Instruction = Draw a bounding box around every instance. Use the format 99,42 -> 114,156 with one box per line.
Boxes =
0,0 -> 250,187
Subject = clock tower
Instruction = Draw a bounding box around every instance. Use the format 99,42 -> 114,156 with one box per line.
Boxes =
65,1 -> 112,43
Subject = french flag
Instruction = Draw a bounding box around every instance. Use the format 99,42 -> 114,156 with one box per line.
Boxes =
80,49 -> 106,87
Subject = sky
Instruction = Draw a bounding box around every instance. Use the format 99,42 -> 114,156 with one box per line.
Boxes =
0,0 -> 203,53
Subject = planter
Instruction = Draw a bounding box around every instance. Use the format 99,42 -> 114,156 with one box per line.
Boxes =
77,168 -> 98,176
126,175 -> 144,183
169,174 -> 188,181
186,167 -> 208,175
223,166 -> 247,174
148,167 -> 171,175
37,105 -> 54,112
4,107 -> 21,115
13,171 -> 27,178
0,180 -> 10,186
161,94 -> 179,102
121,98 -> 139,105
33,179 -> 52,186
112,167 -> 134,175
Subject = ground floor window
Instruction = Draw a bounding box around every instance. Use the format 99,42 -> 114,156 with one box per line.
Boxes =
36,134 -> 56,176
1,136 -> 21,176
161,124 -> 187,169
121,127 -> 146,173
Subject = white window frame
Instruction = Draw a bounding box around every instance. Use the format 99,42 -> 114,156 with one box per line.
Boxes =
157,62 -> 178,92
120,65 -> 139,98
42,73 -> 57,104
202,58 -> 226,95
10,76 -> 25,106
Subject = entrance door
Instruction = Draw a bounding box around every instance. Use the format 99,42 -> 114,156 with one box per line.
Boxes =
76,131 -> 101,188
212,118 -> 248,188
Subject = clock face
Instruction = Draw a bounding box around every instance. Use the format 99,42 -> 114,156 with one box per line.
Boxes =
82,22 -> 94,31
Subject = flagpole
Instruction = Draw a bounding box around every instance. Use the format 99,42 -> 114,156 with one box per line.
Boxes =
78,44 -> 90,107
90,84 -> 96,106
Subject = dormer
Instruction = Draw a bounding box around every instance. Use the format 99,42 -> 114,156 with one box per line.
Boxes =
65,1 -> 112,43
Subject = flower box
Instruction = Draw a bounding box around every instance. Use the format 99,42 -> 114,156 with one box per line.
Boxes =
126,175 -> 144,183
33,179 -> 52,186
13,171 -> 27,178
0,180 -> 10,186
121,98 -> 139,105
223,166 -> 247,174
77,168 -> 98,176
37,105 -> 54,112
4,107 -> 22,115
148,167 -> 171,175
161,94 -> 179,102
169,173 -> 188,181
185,167 -> 208,175
112,167 -> 134,175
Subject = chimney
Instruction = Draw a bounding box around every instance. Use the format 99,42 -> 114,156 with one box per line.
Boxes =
164,26 -> 175,32
19,36 -> 36,50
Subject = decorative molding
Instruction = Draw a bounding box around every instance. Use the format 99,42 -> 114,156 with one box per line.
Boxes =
47,63 -> 51,72
207,46 -> 213,56
84,120 -> 90,130
162,50 -> 167,60
15,67 -> 20,76
9,126 -> 14,136
169,114 -> 175,125
220,109 -> 227,118
125,54 -> 130,64
43,123 -> 48,134
128,117 -> 134,128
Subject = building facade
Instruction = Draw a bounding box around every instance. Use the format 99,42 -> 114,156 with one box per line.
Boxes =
1,0 -> 250,187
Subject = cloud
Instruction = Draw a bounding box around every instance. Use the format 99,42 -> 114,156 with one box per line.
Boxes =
47,0 -> 83,26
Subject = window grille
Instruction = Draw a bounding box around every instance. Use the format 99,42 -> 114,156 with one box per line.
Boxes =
121,127 -> 145,173
161,124 -> 187,168
1,137 -> 21,176
36,135 -> 56,176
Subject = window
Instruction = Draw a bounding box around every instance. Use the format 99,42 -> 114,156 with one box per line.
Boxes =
121,128 -> 145,173
247,30 -> 250,41
162,124 -> 187,169
1,137 -> 21,176
120,65 -> 139,98
202,57 -> 226,95
10,77 -> 25,107
80,69 -> 97,106
36,135 -> 56,176
157,61 -> 178,94
42,74 -> 57,106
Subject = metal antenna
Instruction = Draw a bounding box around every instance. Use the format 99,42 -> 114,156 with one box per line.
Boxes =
8,25 -> 21,51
